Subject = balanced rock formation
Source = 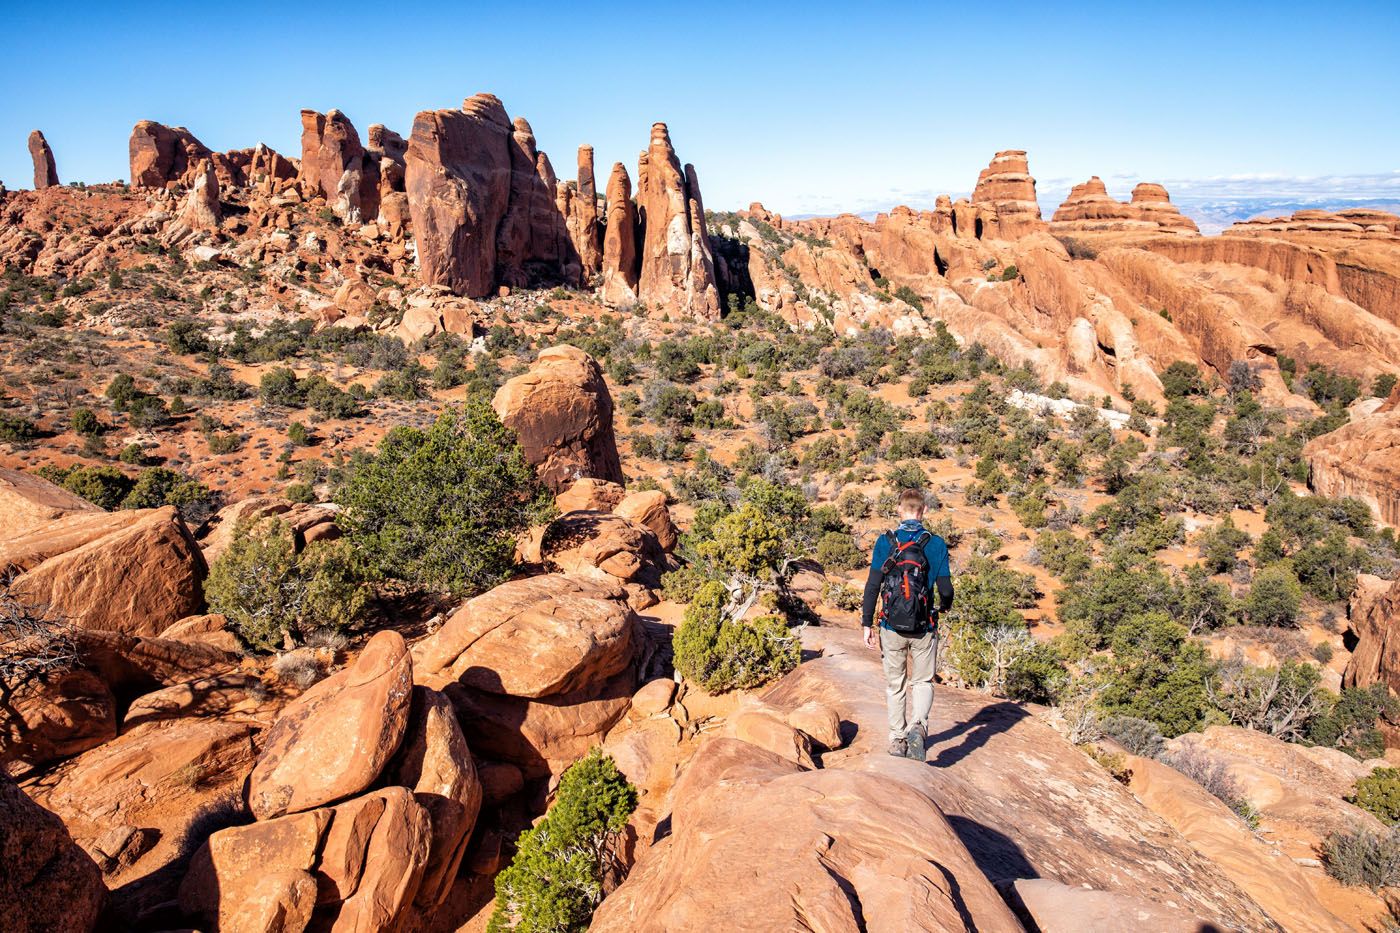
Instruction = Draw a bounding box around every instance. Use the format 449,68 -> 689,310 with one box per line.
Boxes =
1051,176 -> 1198,234
492,345 -> 623,492
601,162 -> 640,305
635,123 -> 720,319
0,774 -> 105,932
3,505 -> 206,637
413,574 -> 635,700
971,149 -> 1046,238
28,130 -> 58,188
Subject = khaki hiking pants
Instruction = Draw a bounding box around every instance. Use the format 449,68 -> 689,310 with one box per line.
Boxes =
880,626 -> 936,740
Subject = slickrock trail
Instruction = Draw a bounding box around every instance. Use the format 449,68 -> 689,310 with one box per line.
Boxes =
597,618 -> 1354,932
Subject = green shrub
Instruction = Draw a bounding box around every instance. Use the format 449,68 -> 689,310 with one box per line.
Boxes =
1351,768 -> 1400,826
335,399 -> 552,596
288,422 -> 311,446
70,407 -> 101,436
0,414 -> 39,442
821,580 -> 862,612
121,467 -> 218,526
53,465 -> 133,510
204,518 -> 370,651
672,582 -> 800,692
286,482 -> 315,504
1160,361 -> 1208,398
1098,612 -> 1212,737
815,531 -> 863,571
1324,828 -> 1400,890
1374,373 -> 1398,400
1245,563 -> 1303,627
1003,642 -> 1068,704
488,748 -> 637,933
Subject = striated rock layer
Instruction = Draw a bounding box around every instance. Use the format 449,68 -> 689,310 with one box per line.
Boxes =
1051,176 -> 1198,234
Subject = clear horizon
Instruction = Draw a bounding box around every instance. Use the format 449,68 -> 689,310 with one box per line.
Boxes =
3,0 -> 1398,220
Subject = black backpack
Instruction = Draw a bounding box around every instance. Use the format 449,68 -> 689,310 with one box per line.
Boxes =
878,530 -> 934,635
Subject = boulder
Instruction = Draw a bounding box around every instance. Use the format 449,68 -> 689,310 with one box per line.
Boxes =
200,495 -> 338,565
614,490 -> 678,551
492,345 -> 623,491
0,669 -> 115,776
121,672 -> 269,729
412,573 -> 635,699
75,629 -> 240,694
248,630 -> 413,819
0,774 -> 105,933
160,613 -> 242,653
0,466 -> 101,539
591,738 -> 1022,932
635,123 -> 720,320
181,786 -> 431,933
443,666 -> 634,780
555,477 -> 626,513
7,506 -> 206,636
630,678 -> 676,717
538,511 -> 664,586
28,130 -> 58,188
387,686 -> 483,908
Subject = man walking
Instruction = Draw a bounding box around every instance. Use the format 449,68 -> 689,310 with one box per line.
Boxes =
861,489 -> 954,760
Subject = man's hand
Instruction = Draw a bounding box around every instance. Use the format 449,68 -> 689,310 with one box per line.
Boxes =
863,626 -> 878,650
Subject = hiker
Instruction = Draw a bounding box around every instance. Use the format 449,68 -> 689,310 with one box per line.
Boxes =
861,488 -> 954,760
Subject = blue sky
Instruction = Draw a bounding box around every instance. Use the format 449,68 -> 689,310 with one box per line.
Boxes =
3,0 -> 1398,217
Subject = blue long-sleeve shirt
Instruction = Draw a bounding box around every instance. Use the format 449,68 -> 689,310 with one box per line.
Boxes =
861,519 -> 954,628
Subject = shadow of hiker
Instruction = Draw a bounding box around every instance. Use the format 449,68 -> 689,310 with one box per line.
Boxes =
926,702 -> 1029,769
945,815 -> 1039,887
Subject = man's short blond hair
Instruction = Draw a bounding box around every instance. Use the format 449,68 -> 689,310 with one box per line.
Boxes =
897,488 -> 926,517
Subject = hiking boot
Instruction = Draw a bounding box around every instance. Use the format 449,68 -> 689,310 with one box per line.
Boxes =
905,723 -> 927,762
887,735 -> 907,757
